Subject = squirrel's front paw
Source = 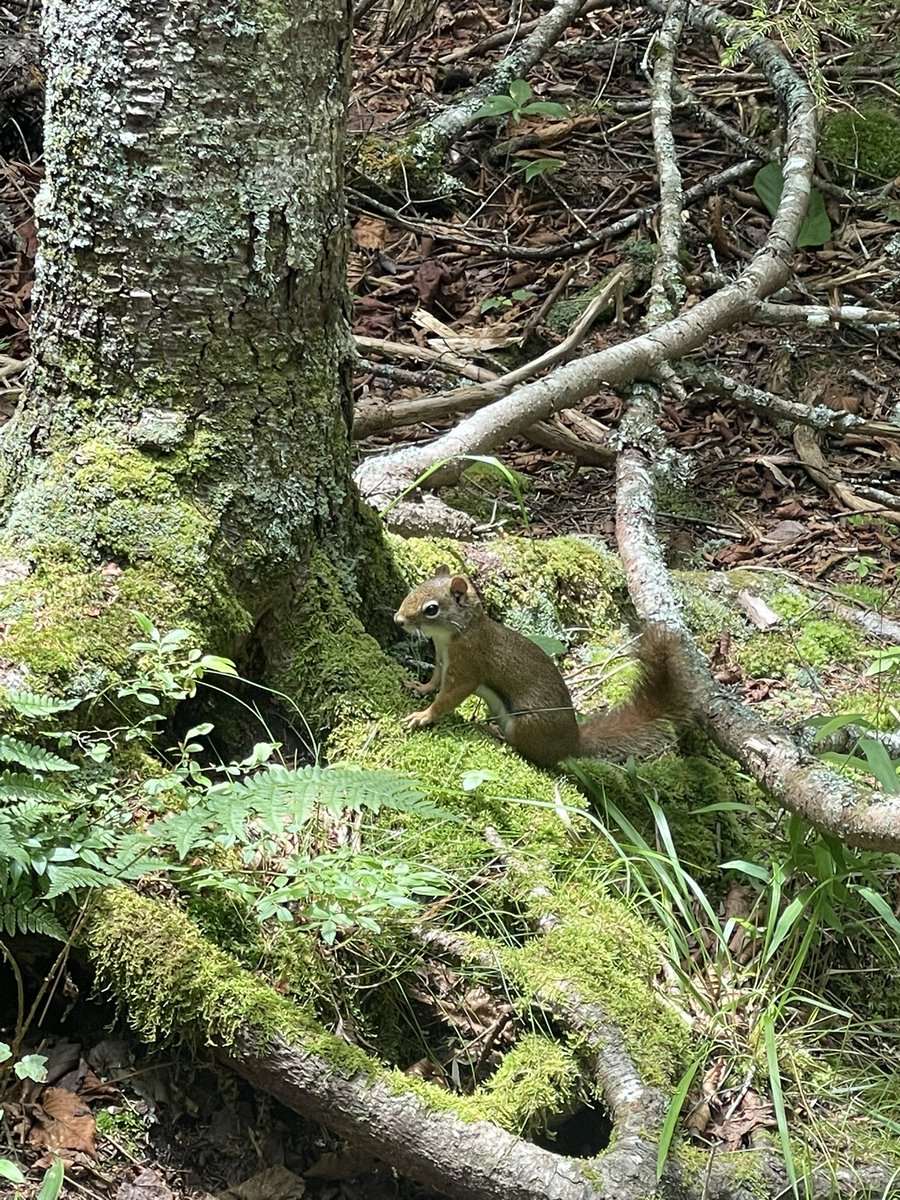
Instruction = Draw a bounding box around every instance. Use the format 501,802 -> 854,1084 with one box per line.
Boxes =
402,709 -> 434,729
403,679 -> 434,696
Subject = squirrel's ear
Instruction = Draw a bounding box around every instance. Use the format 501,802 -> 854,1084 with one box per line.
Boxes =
434,563 -> 451,577
449,575 -> 470,600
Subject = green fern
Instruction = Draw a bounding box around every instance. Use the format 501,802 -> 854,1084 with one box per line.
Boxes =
0,735 -> 78,773
152,765 -> 455,861
0,899 -> 68,940
2,689 -> 79,718
0,771 -> 66,802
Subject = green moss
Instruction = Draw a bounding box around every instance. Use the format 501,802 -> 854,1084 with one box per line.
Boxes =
768,589 -> 810,621
736,632 -> 794,679
834,582 -> 887,609
85,889 -> 323,1050
467,1034 -> 583,1135
675,575 -> 746,644
351,132 -> 452,199
500,886 -> 690,1089
95,1106 -> 144,1151
794,618 -> 859,668
820,107 -> 900,187
270,547 -> 402,733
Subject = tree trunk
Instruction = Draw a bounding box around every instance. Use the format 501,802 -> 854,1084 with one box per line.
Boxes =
0,0 -> 362,700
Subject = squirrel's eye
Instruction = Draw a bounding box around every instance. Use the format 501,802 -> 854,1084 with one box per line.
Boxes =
423,602 -> 440,618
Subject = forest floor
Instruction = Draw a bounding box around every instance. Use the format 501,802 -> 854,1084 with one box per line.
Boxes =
1,1 -> 899,1199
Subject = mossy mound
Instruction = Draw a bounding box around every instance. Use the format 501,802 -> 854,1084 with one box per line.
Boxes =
820,107 -> 900,187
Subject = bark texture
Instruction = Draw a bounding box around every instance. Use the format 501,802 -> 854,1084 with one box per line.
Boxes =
1,0 -> 356,643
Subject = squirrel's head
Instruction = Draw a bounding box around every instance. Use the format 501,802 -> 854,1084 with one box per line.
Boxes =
394,565 -> 481,637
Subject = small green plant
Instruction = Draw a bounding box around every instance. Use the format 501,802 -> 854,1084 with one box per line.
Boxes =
0,1045 -> 63,1198
379,454 -> 530,526
480,288 -> 535,314
473,79 -> 569,125
753,162 -> 832,247
515,157 -> 564,182
845,555 -> 880,581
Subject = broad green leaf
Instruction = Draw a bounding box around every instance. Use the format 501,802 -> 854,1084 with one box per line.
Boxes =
753,162 -> 831,247
473,95 -> 517,119
856,736 -> 900,793
0,1158 -> 27,1183
853,885 -> 900,937
526,632 -> 567,657
508,78 -> 532,107
522,101 -> 569,119
15,1053 -> 48,1082
461,769 -> 499,792
763,1015 -> 798,1190
522,158 -> 563,181
131,611 -> 158,638
37,1156 -> 65,1200
721,858 -> 771,883
764,895 -> 806,960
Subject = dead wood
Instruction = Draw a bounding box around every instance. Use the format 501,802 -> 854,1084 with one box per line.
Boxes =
354,0 -> 816,514
613,385 -> 900,853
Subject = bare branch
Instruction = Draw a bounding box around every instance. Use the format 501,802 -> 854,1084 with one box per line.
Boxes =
354,271 -> 627,438
355,0 -> 817,509
680,363 -> 900,441
646,0 -> 688,320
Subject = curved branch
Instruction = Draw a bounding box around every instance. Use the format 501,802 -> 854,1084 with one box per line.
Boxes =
613,389 -> 900,852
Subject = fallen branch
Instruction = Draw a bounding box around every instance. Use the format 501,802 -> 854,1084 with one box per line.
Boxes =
354,271 -> 628,437
355,0 -> 815,513
613,387 -> 900,853
680,363 -> 900,443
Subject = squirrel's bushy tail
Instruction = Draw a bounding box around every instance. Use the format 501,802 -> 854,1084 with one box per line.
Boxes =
575,626 -> 686,760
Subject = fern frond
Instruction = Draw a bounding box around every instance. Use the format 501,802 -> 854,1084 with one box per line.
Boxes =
222,765 -> 455,824
0,736 -> 77,774
0,823 -> 31,866
0,898 -> 68,939
0,770 -> 67,803
1,690 -> 80,718
43,865 -> 120,899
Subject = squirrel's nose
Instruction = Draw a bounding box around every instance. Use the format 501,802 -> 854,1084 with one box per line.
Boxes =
394,611 -> 404,626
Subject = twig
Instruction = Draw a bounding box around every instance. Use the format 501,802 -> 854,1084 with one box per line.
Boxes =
354,335 -> 498,383
680,363 -> 900,442
353,271 -> 627,437
645,0 -> 688,320
440,0 -> 608,64
350,160 -> 760,263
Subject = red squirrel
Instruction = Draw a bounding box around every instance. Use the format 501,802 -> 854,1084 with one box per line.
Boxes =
394,566 -> 684,768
